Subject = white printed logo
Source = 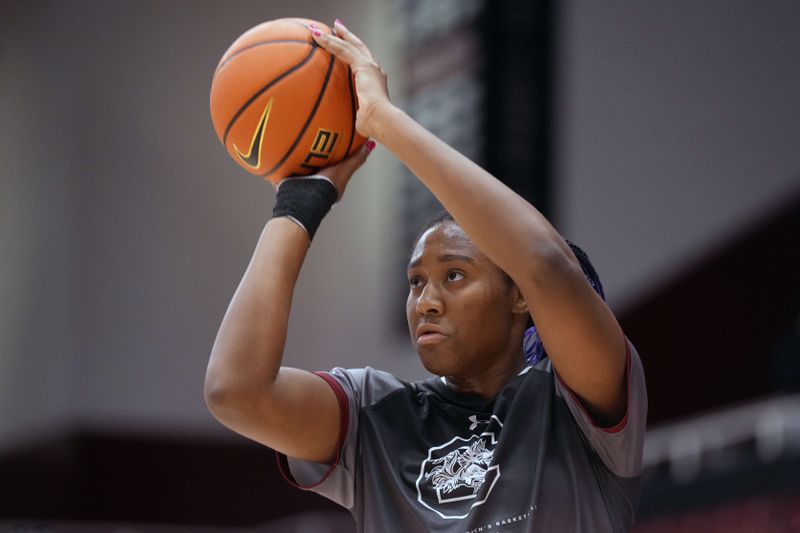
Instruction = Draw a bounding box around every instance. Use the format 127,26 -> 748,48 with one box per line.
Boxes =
416,416 -> 503,519
468,415 -> 489,430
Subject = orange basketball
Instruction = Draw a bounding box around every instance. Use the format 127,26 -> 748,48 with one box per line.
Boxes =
210,18 -> 366,184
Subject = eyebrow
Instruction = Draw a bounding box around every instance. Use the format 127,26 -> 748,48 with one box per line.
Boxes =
408,254 -> 475,269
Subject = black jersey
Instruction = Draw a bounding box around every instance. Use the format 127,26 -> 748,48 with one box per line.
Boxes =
279,339 -> 647,532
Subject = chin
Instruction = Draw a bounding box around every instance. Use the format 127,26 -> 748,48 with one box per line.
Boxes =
417,346 -> 458,377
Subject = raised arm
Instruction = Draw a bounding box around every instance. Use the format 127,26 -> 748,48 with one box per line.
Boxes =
204,146 -> 372,463
312,21 -> 627,425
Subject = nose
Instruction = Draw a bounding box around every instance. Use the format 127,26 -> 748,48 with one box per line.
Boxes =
415,282 -> 443,316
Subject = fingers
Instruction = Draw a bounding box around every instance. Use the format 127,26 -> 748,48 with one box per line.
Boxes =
332,19 -> 377,63
318,139 -> 377,201
342,139 -> 376,173
309,20 -> 377,66
309,25 -> 354,64
333,139 -> 377,178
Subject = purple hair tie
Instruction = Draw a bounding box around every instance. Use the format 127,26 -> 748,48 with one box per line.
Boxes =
523,325 -> 546,366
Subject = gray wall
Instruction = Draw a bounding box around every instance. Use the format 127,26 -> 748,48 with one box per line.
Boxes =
1,3 -> 86,447
555,0 -> 800,309
2,0 -> 799,453
0,0 -> 416,453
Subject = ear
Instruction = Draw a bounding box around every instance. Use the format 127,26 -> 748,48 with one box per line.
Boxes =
511,286 -> 529,316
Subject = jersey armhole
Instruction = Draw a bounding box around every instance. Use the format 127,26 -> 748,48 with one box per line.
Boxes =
276,371 -> 351,489
556,335 -> 633,434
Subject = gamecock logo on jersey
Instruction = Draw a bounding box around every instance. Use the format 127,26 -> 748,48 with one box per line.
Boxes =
415,416 -> 503,520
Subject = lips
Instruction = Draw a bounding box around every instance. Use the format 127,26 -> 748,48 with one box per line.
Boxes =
415,323 -> 449,345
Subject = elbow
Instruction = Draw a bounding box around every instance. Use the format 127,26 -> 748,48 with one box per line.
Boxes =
203,376 -> 227,412
203,368 -> 249,416
204,374 -> 233,417
203,368 -> 270,422
203,378 -> 258,428
203,378 -> 254,436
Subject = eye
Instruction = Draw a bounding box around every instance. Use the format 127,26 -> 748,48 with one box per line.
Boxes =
409,275 -> 422,288
446,270 -> 465,282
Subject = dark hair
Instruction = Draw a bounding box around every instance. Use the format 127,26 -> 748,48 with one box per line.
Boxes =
412,210 -> 514,286
411,209 -> 455,251
565,240 -> 605,301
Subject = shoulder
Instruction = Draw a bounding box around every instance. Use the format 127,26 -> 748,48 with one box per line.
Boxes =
551,337 -> 648,477
325,366 -> 423,408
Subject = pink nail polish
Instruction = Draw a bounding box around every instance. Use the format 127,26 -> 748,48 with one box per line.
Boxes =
365,139 -> 376,153
312,28 -> 322,37
309,23 -> 318,28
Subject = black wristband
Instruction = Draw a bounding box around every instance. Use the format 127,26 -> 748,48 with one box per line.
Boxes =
271,177 -> 338,241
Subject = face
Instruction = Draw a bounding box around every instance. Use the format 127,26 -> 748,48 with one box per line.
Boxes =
406,222 -> 527,378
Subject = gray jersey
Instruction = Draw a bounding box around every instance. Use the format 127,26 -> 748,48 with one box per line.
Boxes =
279,339 -> 647,532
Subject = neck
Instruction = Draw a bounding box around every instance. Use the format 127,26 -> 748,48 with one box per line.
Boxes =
444,352 -> 526,399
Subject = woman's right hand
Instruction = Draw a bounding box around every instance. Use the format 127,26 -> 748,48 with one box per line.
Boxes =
317,137 -> 376,201
310,20 -> 392,139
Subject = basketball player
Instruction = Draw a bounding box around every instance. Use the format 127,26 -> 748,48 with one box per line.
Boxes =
205,20 -> 647,532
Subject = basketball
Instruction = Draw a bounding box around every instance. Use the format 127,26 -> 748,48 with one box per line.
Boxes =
210,18 -> 366,184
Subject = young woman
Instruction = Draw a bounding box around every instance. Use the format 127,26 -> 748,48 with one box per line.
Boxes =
204,20 -> 647,532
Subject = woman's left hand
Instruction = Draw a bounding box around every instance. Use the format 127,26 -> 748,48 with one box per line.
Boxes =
309,20 -> 392,139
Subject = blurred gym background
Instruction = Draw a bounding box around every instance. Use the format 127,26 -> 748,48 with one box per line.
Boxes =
2,0 -> 799,530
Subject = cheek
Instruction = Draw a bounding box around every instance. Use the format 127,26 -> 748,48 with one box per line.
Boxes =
472,280 -> 508,313
450,288 -> 492,334
406,294 -> 417,330
459,283 -> 514,334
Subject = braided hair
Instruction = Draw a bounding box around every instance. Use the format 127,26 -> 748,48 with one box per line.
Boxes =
413,210 -> 606,366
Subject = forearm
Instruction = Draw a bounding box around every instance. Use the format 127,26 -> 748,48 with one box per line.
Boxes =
370,104 -> 574,278
205,217 -> 309,400
203,146 -> 369,460
372,105 -> 628,417
309,20 -> 628,425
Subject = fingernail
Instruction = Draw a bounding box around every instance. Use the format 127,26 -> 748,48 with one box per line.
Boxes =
365,139 -> 376,153
312,28 -> 322,37
335,18 -> 344,28
309,23 -> 318,29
